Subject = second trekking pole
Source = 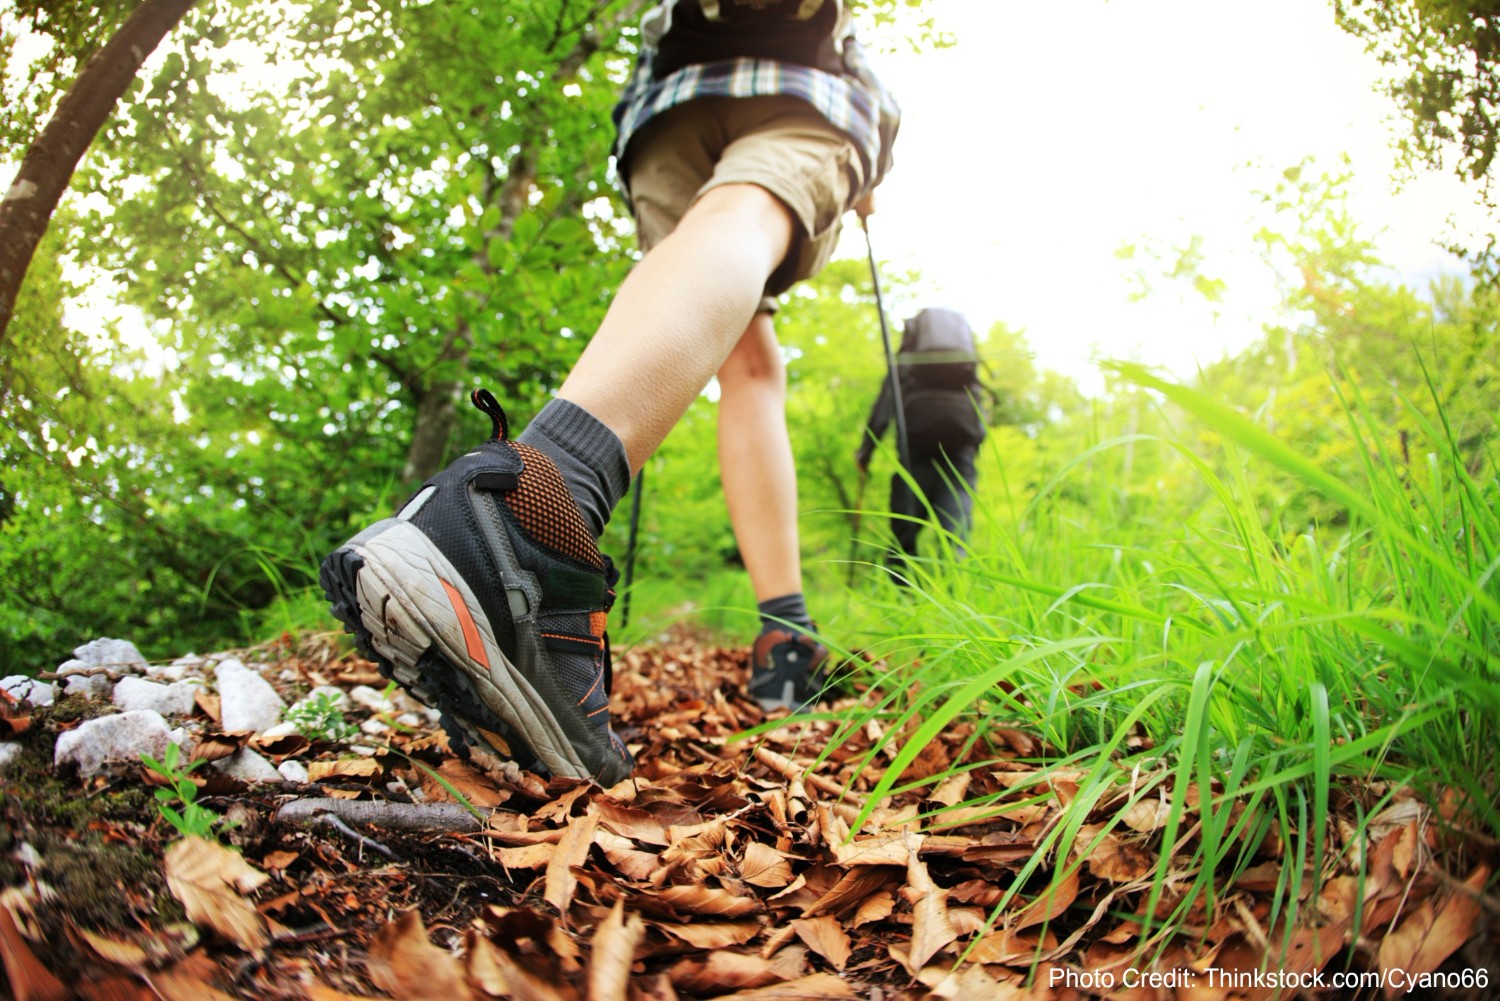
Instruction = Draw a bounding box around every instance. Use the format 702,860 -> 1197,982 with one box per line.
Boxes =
861,214 -> 909,470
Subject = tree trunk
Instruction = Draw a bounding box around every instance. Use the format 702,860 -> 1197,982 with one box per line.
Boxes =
397,18 -> 606,482
0,0 -> 199,344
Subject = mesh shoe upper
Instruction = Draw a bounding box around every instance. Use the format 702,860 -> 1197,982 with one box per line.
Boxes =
386,390 -> 631,782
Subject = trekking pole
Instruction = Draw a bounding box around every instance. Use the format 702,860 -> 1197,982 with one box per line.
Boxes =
620,468 -> 645,630
861,215 -> 910,470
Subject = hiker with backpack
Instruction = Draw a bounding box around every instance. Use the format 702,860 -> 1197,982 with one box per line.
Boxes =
321,0 -> 899,785
856,307 -> 987,572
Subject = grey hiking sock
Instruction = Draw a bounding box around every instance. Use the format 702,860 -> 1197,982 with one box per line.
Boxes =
517,399 -> 630,538
757,592 -> 814,636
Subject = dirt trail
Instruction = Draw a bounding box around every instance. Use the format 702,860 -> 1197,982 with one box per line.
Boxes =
0,631 -> 1494,1000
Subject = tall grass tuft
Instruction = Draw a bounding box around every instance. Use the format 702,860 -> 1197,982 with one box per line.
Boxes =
836,362 -> 1498,958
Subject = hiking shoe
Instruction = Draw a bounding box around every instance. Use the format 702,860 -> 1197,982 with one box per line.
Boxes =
749,629 -> 829,713
319,389 -> 633,786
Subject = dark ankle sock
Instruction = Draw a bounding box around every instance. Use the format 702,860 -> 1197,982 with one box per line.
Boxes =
757,592 -> 814,635
516,399 -> 630,538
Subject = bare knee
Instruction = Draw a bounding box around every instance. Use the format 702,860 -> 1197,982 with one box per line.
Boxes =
685,183 -> 795,257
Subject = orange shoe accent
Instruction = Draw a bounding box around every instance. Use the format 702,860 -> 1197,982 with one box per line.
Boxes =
440,579 -> 490,669
589,610 -> 608,638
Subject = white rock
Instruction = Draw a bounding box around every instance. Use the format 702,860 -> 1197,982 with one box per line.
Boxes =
56,659 -> 92,677
145,654 -> 203,682
0,742 -> 23,775
112,677 -> 198,717
70,638 -> 149,672
259,722 -> 302,741
53,710 -> 175,777
1,676 -> 55,707
395,713 -> 422,728
347,685 -> 395,713
214,658 -> 285,734
12,842 -> 43,870
360,718 -> 391,736
277,760 -> 310,784
212,748 -> 283,784
63,675 -> 111,699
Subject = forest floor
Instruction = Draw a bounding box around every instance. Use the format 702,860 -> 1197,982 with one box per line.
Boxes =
1,629 -> 1497,1001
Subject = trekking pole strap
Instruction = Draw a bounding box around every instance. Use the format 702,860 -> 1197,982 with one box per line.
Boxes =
861,215 -> 910,469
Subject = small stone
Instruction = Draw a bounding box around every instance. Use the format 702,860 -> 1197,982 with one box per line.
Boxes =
277,760 -> 310,784
146,654 -> 203,682
71,638 -> 149,672
112,677 -> 199,717
395,713 -> 423,728
63,675 -> 111,699
259,722 -> 302,741
212,748 -> 284,785
12,842 -> 43,870
56,659 -> 92,677
1,676 -> 55,707
348,685 -> 396,713
0,742 -> 23,775
53,710 -> 175,777
214,658 -> 286,734
360,718 -> 391,736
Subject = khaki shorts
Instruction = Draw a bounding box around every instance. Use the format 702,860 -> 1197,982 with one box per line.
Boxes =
623,94 -> 865,311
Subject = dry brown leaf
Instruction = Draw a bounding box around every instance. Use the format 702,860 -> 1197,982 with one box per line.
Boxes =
428,758 -> 508,808
790,916 -> 852,971
305,987 -> 382,1001
802,866 -> 901,918
151,970 -> 240,1001
594,828 -> 660,881
852,891 -> 895,927
499,841 -> 557,870
587,900 -> 644,1001
668,951 -> 782,994
76,929 -> 151,971
0,902 -> 68,1001
654,920 -> 761,949
906,839 -> 958,973
644,884 -> 762,919
1378,863 -> 1490,993
592,799 -> 669,846
715,973 -> 857,999
544,813 -> 599,915
1077,826 -> 1154,883
464,931 -> 510,997
1011,868 -> 1079,932
1119,795 -> 1171,833
740,841 -> 793,888
367,910 -> 473,1001
260,850 -> 298,872
307,758 -> 381,781
926,772 -> 972,808
835,834 -> 920,867
163,837 -> 270,954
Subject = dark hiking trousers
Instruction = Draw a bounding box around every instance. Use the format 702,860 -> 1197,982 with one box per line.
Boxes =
888,445 -> 978,571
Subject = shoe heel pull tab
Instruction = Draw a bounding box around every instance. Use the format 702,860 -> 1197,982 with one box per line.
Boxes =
471,388 -> 509,441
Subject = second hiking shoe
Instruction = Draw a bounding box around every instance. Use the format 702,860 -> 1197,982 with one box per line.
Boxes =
749,629 -> 829,713
320,389 -> 633,786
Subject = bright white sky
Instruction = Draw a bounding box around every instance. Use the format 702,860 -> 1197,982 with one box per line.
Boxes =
837,0 -> 1489,387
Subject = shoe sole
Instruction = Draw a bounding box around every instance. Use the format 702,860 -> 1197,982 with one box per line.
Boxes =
320,518 -> 597,782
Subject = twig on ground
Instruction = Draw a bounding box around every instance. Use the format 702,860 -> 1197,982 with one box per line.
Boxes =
317,812 -> 397,860
275,798 -> 487,833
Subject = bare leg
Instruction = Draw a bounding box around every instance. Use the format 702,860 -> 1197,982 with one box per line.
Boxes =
557,183 -> 794,473
717,311 -> 801,601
